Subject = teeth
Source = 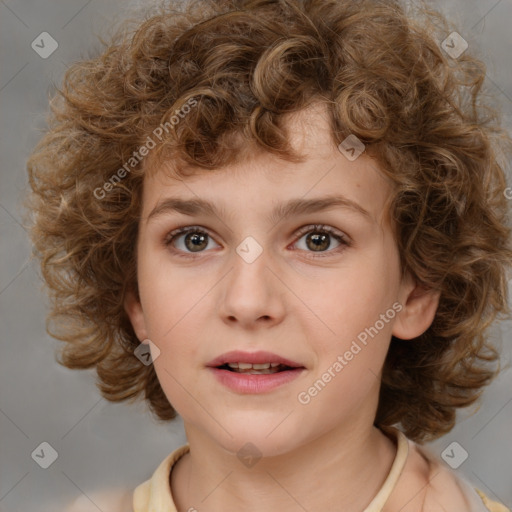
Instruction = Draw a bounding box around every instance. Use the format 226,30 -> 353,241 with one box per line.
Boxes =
222,362 -> 289,374
226,362 -> 279,369
252,363 -> 270,369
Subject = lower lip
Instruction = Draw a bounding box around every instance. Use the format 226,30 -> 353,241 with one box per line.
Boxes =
208,367 -> 305,393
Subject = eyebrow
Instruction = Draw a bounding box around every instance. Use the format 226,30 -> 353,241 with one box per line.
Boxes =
146,194 -> 371,226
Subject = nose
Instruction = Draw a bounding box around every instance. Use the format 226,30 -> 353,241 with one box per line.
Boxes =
218,241 -> 287,329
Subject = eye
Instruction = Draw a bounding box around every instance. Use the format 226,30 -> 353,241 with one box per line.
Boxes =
164,226 -> 219,257
163,224 -> 350,259
292,224 -> 350,257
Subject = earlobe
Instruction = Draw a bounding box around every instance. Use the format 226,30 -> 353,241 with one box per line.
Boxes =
392,275 -> 440,340
123,289 -> 149,342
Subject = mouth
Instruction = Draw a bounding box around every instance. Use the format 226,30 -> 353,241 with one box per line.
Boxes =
206,350 -> 305,372
206,350 -> 306,393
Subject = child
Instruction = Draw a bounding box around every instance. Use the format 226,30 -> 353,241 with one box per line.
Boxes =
26,0 -> 512,510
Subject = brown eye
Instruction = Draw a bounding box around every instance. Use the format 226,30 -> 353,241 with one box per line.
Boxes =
293,224 -> 350,256
164,224 -> 350,260
183,232 -> 208,252
164,227 -> 219,255
305,232 -> 331,252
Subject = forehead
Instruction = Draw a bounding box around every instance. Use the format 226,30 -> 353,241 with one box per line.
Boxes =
141,105 -> 393,226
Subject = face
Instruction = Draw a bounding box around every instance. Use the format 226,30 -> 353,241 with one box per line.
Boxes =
125,104 -> 436,457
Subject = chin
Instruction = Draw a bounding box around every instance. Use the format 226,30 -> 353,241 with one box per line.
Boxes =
207,413 -> 306,459
221,434 -> 301,461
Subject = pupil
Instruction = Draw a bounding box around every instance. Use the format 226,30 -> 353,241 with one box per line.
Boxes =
307,232 -> 329,251
185,232 -> 208,252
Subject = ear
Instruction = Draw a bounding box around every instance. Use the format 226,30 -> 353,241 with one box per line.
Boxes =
124,288 -> 149,343
392,272 -> 440,340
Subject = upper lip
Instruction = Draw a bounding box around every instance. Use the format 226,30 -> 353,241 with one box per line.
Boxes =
206,350 -> 304,368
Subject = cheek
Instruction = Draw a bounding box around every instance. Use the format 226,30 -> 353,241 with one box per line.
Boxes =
136,260 -> 211,405
306,250 -> 400,357
137,245 -> 208,339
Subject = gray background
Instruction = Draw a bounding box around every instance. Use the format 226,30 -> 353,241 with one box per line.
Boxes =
0,0 -> 511,511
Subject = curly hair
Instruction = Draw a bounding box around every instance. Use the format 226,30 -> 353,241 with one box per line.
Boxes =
26,0 -> 512,442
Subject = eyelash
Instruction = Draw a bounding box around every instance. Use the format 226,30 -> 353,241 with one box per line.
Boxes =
163,224 -> 350,259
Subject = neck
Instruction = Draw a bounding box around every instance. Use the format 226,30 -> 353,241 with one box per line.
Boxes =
171,421 -> 397,512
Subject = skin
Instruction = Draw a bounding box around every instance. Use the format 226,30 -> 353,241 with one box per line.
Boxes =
125,103 -> 440,512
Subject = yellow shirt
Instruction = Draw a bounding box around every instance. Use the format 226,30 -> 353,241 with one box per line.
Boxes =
133,429 -> 510,512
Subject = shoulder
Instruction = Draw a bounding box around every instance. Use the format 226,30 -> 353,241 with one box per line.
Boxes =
65,445 -> 190,512
64,488 -> 133,512
385,437 -> 508,512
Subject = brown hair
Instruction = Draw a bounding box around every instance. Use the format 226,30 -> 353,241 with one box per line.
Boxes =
26,0 -> 512,442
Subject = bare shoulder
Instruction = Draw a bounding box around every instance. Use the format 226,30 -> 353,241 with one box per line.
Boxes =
65,488 -> 133,512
